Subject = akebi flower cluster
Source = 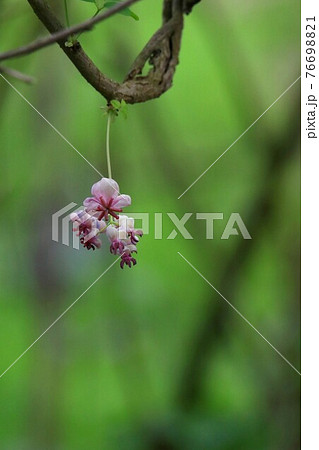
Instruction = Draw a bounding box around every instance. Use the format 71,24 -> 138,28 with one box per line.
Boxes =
71,178 -> 142,269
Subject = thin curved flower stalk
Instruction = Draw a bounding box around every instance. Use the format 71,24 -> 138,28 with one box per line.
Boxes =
70,99 -> 139,269
70,100 -> 141,269
71,178 -> 143,269
106,114 -> 112,179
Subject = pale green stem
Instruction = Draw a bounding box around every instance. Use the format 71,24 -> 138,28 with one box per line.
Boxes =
64,0 -> 70,28
76,9 -> 100,40
106,114 -> 112,179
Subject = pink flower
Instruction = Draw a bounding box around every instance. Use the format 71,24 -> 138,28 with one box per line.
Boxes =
118,215 -> 143,244
120,252 -> 137,269
84,178 -> 131,221
106,225 -> 125,255
106,225 -> 137,256
70,177 -> 141,268
106,223 -> 139,269
70,210 -> 106,250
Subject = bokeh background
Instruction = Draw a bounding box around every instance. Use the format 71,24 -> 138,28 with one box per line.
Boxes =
0,1 -> 300,449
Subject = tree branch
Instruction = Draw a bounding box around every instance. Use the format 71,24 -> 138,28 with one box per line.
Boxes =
183,0 -> 201,14
0,0 -> 201,104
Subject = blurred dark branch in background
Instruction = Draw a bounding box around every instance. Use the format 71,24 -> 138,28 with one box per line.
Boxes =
137,81 -> 300,449
0,0 -> 201,103
0,65 -> 36,84
176,95 -> 301,410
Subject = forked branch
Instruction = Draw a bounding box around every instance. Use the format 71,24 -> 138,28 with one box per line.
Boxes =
0,0 -> 201,104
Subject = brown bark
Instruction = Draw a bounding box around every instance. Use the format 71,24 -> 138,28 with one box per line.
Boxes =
20,0 -> 200,103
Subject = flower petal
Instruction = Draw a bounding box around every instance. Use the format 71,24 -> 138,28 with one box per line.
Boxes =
91,178 -> 119,202
70,210 -> 92,224
93,237 -> 102,249
118,215 -> 134,231
96,219 -> 106,231
70,212 -> 79,223
83,197 -> 102,212
118,228 -> 129,240
112,194 -> 131,209
124,244 -> 137,254
106,225 -> 119,242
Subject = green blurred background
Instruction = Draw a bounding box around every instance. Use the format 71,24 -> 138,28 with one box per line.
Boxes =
0,1 -> 300,449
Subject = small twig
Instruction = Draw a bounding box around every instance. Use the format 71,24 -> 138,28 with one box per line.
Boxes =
0,66 -> 36,84
0,0 -> 141,63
